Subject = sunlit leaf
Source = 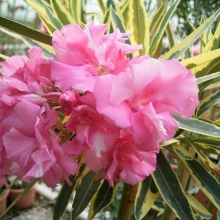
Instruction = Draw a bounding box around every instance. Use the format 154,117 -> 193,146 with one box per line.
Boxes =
162,8 -> 220,59
149,0 -> 180,57
129,0 -> 149,55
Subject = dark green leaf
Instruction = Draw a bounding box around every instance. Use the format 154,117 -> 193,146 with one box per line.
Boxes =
152,152 -> 195,220
53,176 -> 76,220
88,180 -> 116,220
0,16 -> 52,45
72,170 -> 102,220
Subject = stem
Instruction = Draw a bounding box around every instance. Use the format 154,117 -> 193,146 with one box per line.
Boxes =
117,183 -> 138,220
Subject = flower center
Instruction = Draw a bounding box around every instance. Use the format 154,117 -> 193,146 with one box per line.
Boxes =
96,65 -> 107,75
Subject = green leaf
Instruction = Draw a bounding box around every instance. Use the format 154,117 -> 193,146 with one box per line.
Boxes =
72,170 -> 102,220
0,16 -> 52,45
166,22 -> 176,49
152,152 -> 195,220
186,194 -> 212,219
171,143 -> 193,160
162,8 -> 220,59
181,49 -> 220,75
149,3 -> 165,33
149,0 -> 180,57
173,115 -> 220,138
110,6 -> 126,32
97,0 -> 106,14
50,0 -> 75,25
134,176 -> 159,220
181,158 -> 220,209
196,90 -> 220,117
24,0 -> 48,16
88,180 -> 117,220
197,71 -> 220,85
53,176 -> 76,220
129,0 -> 149,55
69,0 -> 86,25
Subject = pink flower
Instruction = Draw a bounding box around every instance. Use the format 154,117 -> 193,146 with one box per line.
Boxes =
58,91 -> 79,116
93,57 -> 199,145
51,23 -> 142,92
85,134 -> 157,186
66,103 -> 120,157
2,101 -> 78,188
0,46 -> 54,106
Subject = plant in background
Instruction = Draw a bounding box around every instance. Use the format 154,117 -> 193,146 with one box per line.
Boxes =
0,0 -> 220,220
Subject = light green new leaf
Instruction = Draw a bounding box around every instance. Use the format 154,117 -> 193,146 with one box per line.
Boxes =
173,115 -> 220,138
88,180 -> 117,220
129,0 -> 149,55
53,176 -> 76,220
38,14 -> 57,34
196,90 -> 220,117
149,0 -> 180,57
0,16 -> 52,45
181,158 -> 220,209
187,194 -> 212,219
50,0 -> 75,25
162,8 -> 220,59
72,170 -> 102,220
191,137 -> 220,151
134,176 -> 159,220
152,152 -> 195,220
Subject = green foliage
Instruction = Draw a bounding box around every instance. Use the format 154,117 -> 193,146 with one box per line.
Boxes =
0,0 -> 220,219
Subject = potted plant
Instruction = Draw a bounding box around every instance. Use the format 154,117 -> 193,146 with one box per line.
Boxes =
8,176 -> 36,209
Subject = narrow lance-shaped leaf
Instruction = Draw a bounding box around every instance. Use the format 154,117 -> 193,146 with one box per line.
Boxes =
97,0 -> 106,15
134,176 -> 159,220
24,0 -> 47,16
0,16 -> 52,45
186,194 -> 212,219
162,8 -> 220,59
129,0 -> 149,55
181,158 -> 220,209
197,71 -> 220,85
88,180 -> 117,220
152,152 -> 195,220
53,176 -> 76,220
50,0 -> 75,25
181,49 -> 220,74
149,0 -> 180,57
173,115 -> 220,138
196,90 -> 220,117
72,170 -> 102,220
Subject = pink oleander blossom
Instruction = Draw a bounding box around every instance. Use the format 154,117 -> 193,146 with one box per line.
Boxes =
66,104 -> 120,157
93,57 -> 199,145
2,101 -> 78,188
0,46 -> 54,106
51,23 -> 142,92
85,134 -> 157,186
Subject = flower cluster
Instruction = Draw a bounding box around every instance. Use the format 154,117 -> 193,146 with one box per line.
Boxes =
0,23 -> 199,188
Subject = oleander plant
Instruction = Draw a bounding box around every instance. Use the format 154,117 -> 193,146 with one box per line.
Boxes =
0,0 -> 220,219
